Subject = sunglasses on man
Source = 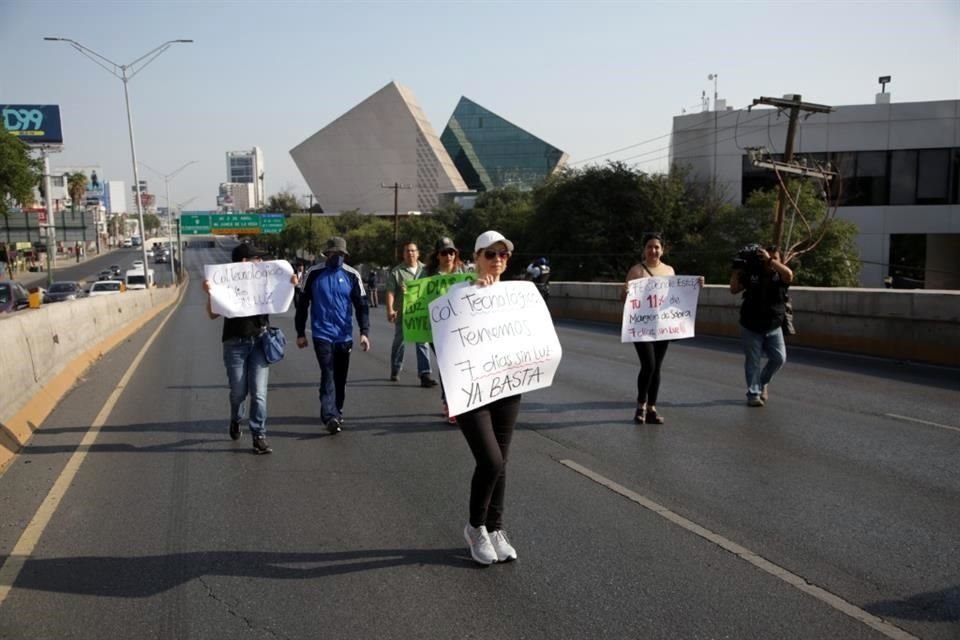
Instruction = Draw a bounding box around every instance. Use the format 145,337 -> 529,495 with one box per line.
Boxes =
439,248 -> 458,257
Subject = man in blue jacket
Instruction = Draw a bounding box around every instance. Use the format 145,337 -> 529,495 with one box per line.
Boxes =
295,237 -> 371,434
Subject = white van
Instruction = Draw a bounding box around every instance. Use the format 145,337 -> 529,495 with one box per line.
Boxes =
125,268 -> 155,290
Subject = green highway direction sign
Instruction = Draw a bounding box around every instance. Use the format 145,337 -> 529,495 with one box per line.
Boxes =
180,212 -> 286,235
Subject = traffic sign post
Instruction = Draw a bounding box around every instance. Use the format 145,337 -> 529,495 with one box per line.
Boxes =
179,212 -> 286,235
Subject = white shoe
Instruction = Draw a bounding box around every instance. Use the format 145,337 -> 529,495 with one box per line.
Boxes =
489,529 -> 517,562
463,524 -> 497,565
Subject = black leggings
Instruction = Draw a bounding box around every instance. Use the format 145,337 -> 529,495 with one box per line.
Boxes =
457,395 -> 521,531
633,341 -> 670,406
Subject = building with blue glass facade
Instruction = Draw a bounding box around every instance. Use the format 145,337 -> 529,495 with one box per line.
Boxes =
441,97 -> 568,192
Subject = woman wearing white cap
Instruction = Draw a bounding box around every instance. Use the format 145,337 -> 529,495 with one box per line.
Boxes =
458,230 -> 521,566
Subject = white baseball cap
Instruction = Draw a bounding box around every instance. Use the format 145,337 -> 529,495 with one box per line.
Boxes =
474,230 -> 515,254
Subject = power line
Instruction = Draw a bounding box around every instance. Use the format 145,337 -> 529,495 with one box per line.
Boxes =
569,106 -> 749,166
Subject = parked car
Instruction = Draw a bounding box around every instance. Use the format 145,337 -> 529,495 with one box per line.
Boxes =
131,260 -> 144,269
122,238 -> 133,248
43,281 -> 83,303
88,280 -> 124,296
0,281 -> 30,313
97,269 -> 114,281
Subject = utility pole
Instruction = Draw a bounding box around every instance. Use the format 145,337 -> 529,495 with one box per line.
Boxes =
750,94 -> 833,248
381,182 -> 411,262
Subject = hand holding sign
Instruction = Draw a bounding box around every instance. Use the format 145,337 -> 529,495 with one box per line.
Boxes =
621,275 -> 702,342
204,259 -> 295,318
430,280 -> 562,416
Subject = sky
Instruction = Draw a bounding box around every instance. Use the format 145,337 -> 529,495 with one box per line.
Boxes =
2,0 -> 958,211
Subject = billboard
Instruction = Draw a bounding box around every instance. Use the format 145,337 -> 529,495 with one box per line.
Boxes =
1,105 -> 63,145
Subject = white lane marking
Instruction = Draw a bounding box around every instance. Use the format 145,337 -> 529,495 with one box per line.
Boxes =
0,286 -> 186,608
559,459 -> 920,640
884,413 -> 960,433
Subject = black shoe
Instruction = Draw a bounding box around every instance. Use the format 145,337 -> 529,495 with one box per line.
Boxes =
326,417 -> 342,434
252,436 -> 272,455
420,374 -> 438,388
229,420 -> 241,441
389,373 -> 399,382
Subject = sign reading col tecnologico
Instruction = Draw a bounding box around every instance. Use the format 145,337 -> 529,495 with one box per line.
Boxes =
429,280 -> 563,417
1,105 -> 63,145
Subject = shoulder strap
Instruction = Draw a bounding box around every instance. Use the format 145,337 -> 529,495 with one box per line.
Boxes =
641,263 -> 655,278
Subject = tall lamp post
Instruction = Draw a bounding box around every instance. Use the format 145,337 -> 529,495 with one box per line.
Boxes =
44,36 -> 193,279
142,160 -> 198,284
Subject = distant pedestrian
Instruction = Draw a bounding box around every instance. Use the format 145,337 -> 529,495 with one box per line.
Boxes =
624,232 -> 675,425
385,241 -> 437,387
295,237 -> 371,435
730,244 -> 793,406
204,242 -> 281,455
457,230 -> 521,566
525,257 -> 551,302
366,269 -> 379,307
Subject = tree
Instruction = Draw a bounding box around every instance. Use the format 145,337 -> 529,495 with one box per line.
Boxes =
529,163 -> 713,281
739,181 -> 861,286
265,191 -> 301,216
0,134 -> 42,218
142,213 -> 162,234
66,172 -> 88,220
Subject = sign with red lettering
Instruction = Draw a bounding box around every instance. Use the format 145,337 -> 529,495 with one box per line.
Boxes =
621,276 -> 701,342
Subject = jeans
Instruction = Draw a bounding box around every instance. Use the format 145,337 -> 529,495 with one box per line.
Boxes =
313,340 -> 352,422
390,318 -> 431,376
222,336 -> 270,436
741,326 -> 786,398
457,395 -> 521,531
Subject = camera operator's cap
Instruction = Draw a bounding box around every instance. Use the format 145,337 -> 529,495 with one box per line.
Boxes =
232,242 -> 269,262
474,230 -> 514,254
435,237 -> 457,253
323,237 -> 349,256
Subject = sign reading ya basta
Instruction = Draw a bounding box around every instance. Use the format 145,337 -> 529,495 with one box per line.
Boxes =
621,275 -> 702,342
204,260 -> 295,318
429,280 -> 562,417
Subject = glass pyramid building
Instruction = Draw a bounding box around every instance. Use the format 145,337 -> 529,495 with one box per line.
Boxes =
441,97 -> 568,192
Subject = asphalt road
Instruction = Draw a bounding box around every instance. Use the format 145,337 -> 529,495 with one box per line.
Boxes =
17,242 -> 178,291
1,244 -> 957,639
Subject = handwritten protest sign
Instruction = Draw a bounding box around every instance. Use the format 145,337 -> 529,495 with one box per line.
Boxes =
430,280 -> 562,416
621,275 -> 701,342
403,272 -> 475,342
204,259 -> 295,318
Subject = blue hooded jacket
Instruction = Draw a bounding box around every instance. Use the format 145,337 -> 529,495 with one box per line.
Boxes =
295,262 -> 369,343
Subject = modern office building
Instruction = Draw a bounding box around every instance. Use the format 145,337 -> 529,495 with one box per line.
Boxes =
291,81 -> 468,215
441,97 -> 568,192
218,182 -> 256,211
103,180 -> 126,215
670,96 -> 960,288
226,146 -> 265,209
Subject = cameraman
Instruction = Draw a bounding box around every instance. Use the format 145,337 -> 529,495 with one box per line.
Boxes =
729,245 -> 793,407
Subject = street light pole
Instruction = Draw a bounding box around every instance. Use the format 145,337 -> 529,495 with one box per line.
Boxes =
44,36 -> 193,283
142,160 -> 197,285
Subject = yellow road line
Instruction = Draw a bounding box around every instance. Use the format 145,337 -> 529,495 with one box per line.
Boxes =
0,283 -> 188,608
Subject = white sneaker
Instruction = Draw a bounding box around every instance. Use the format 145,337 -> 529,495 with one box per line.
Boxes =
489,529 -> 517,562
463,524 -> 497,565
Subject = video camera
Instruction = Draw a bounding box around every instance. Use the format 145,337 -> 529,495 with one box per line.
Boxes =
732,243 -> 766,272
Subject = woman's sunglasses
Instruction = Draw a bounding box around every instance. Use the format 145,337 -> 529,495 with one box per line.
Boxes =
439,248 -> 458,256
482,250 -> 511,260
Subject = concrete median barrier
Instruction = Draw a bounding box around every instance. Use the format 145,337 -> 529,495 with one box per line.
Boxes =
0,285 -> 182,473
